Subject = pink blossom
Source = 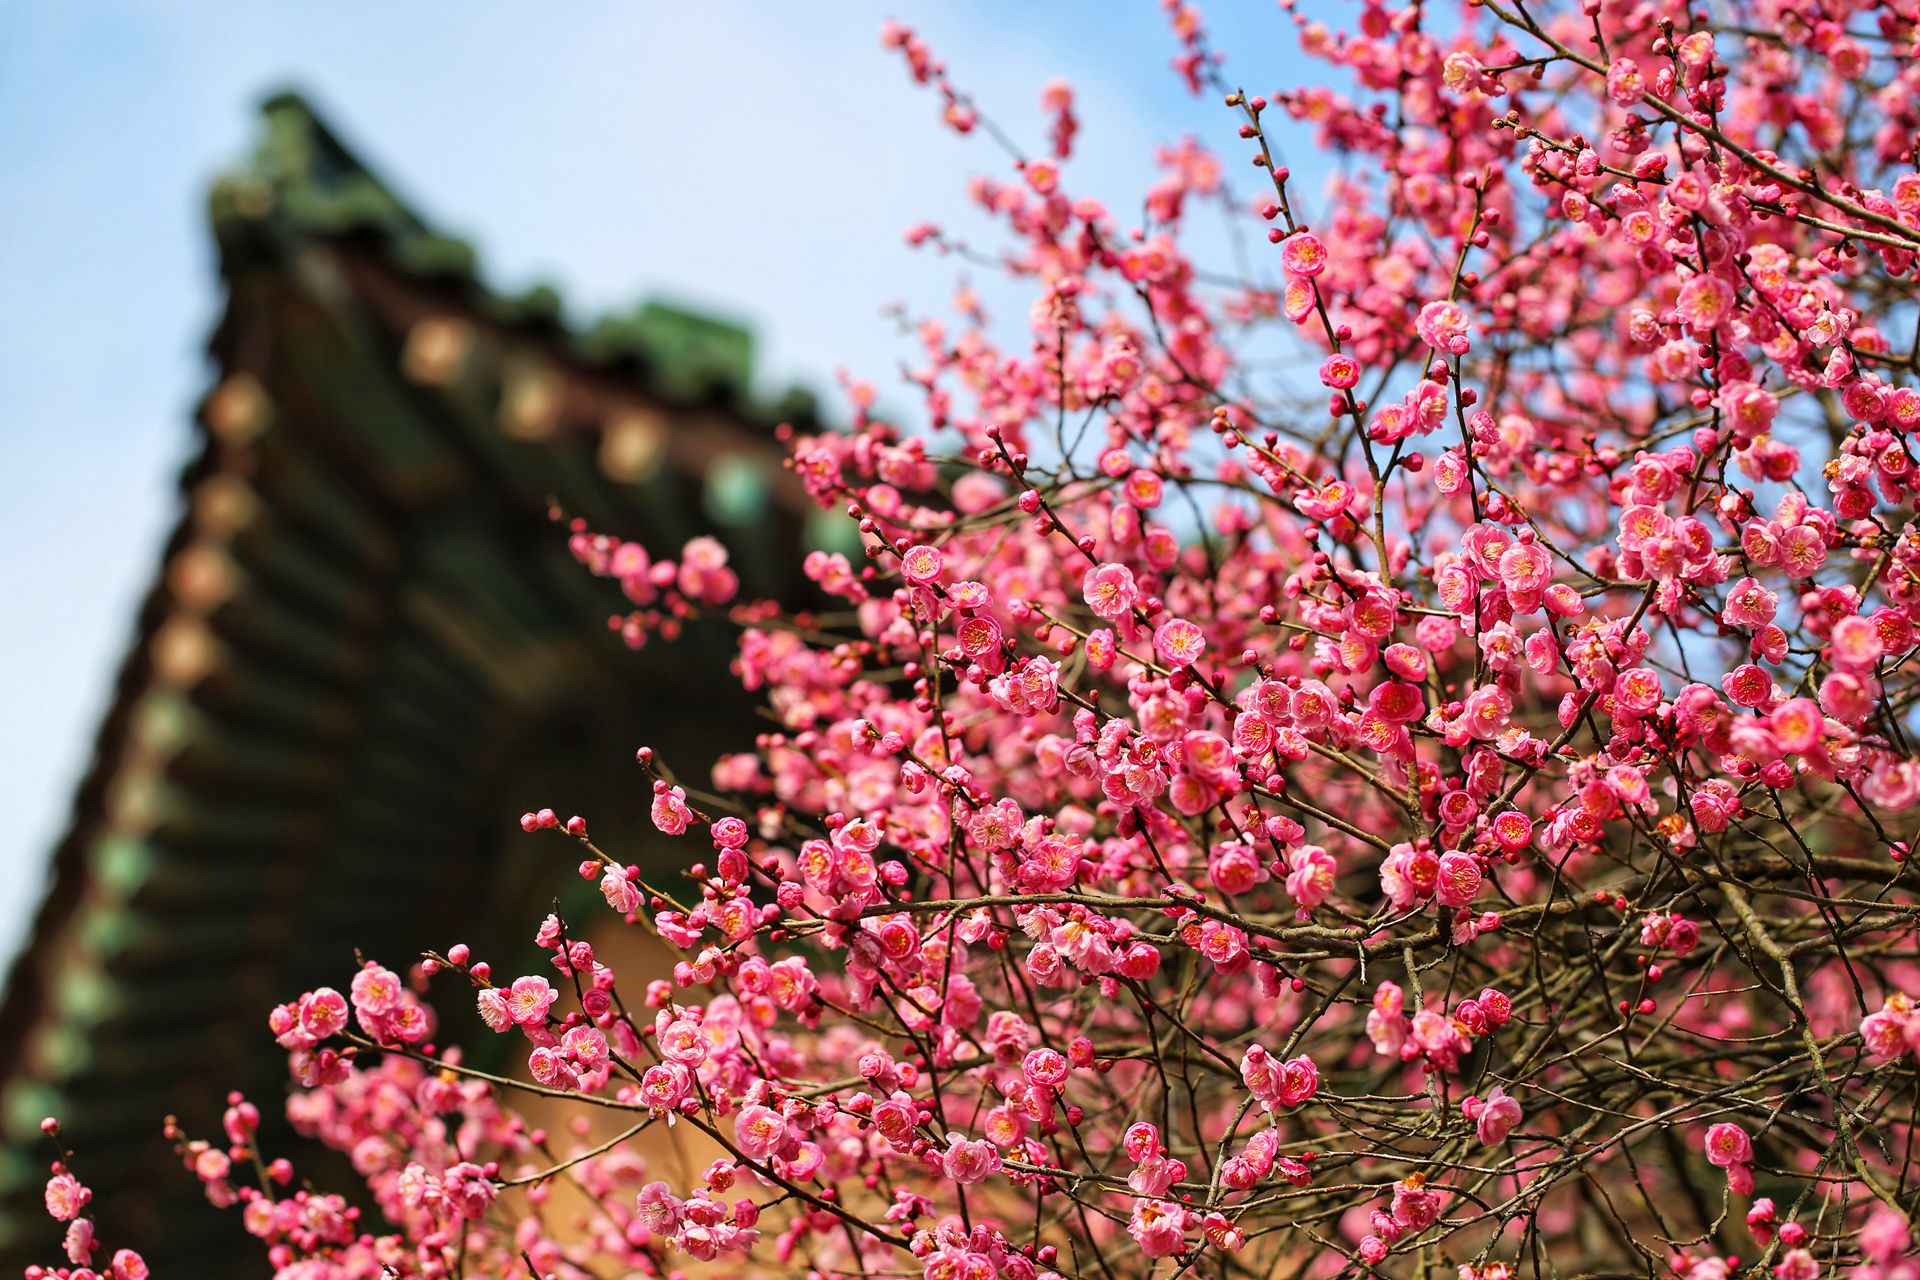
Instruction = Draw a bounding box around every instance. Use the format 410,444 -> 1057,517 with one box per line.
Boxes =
1127,1198 -> 1188,1258
1859,1208 -> 1912,1264
941,1133 -> 1002,1184
1152,616 -> 1206,667
634,1181 -> 683,1236
1722,577 -> 1778,628
1023,1046 -> 1069,1089
1772,1249 -> 1819,1280
61,15 -> 1920,1277
1704,1122 -> 1753,1168
348,965 -> 400,1017
1083,562 -> 1138,619
1606,56 -> 1644,103
1390,1177 -> 1445,1230
900,543 -> 944,584
1275,1054 -> 1320,1107
733,1105 -> 790,1161
504,975 -> 558,1027
64,1217 -> 95,1266
1831,614 -> 1885,670
600,865 -> 642,914
1434,852 -> 1482,907
1676,273 -> 1737,329
44,1171 -> 89,1222
1415,299 -> 1471,355
476,987 -> 511,1032
297,987 -> 349,1040
1280,232 -> 1328,277
1463,1085 -> 1522,1145
1768,699 -> 1824,754
651,784 -> 695,835
1285,844 -> 1336,916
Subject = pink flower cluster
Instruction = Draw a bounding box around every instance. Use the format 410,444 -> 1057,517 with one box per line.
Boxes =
567,528 -> 739,650
29,4 -> 1920,1279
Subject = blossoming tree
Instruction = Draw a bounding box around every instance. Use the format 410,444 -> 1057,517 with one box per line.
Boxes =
28,2 -> 1920,1278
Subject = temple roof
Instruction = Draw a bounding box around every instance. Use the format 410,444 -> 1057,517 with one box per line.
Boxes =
0,91 -> 818,1269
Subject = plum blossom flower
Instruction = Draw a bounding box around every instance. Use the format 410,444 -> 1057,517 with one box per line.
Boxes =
1275,1054 -> 1320,1107
1435,852 -> 1483,907
44,1171 -> 89,1222
1416,299 -> 1471,354
1772,1249 -> 1819,1280
1391,1176 -> 1445,1230
504,975 -> 558,1027
1721,577 -> 1778,628
1127,1198 -> 1188,1258
1676,274 -> 1736,329
348,965 -> 400,1018
634,1181 -> 683,1236
1285,844 -> 1336,917
1462,1086 -> 1522,1145
652,784 -> 695,835
297,988 -> 349,1040
899,543 -> 944,584
1083,562 -> 1138,619
1704,1122 -> 1753,1169
600,865 -> 642,914
1606,56 -> 1644,102
63,1217 -> 95,1266
942,1133 -> 1002,1185
476,988 -> 511,1032
1153,617 -> 1206,667
734,1105 -> 790,1161
1241,1044 -> 1319,1112
1279,232 -> 1327,277
1858,993 -> 1915,1060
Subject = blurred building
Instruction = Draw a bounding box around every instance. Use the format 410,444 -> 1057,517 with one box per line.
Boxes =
0,93 -> 826,1269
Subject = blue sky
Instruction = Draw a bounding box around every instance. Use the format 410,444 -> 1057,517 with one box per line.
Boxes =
0,1 -> 1313,964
